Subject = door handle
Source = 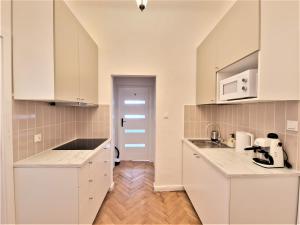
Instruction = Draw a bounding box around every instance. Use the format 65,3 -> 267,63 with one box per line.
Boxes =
121,118 -> 126,127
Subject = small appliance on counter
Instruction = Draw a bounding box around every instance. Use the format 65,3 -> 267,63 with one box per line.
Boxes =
235,131 -> 254,151
225,133 -> 236,148
244,133 -> 291,168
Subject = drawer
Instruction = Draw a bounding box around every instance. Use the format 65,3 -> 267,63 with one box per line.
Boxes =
79,191 -> 96,224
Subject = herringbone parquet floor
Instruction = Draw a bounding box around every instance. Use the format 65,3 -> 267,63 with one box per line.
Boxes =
94,161 -> 201,225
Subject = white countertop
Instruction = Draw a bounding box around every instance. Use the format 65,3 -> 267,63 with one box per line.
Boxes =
14,139 -> 111,168
183,138 -> 300,178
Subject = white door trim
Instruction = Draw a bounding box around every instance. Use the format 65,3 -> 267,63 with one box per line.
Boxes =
1,1 -> 16,223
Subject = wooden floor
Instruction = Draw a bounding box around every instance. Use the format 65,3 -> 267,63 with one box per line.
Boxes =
94,161 -> 201,224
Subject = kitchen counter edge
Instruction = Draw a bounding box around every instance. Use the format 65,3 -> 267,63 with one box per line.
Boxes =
182,138 -> 300,178
13,138 -> 112,168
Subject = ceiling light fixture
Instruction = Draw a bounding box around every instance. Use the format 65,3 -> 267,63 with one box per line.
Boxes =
136,0 -> 148,12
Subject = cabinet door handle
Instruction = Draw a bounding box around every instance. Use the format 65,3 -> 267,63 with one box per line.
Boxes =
89,197 -> 94,200
88,179 -> 93,183
196,156 -> 201,158
104,160 -> 108,163
104,173 -> 107,177
193,153 -> 198,156
88,161 -> 93,164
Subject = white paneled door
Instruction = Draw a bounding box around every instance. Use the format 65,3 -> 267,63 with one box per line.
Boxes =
118,87 -> 150,161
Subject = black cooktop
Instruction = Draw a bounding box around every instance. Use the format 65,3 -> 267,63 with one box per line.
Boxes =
53,138 -> 107,150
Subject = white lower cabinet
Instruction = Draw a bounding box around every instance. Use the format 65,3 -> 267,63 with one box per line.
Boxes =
183,142 -> 299,225
14,148 -> 111,225
183,142 -> 230,224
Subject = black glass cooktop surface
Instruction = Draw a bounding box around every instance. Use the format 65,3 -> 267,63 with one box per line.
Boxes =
53,138 -> 107,150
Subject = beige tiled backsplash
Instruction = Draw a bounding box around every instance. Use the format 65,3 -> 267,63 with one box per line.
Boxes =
184,101 -> 300,168
13,100 -> 110,162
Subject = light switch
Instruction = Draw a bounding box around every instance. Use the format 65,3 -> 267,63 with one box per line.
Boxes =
287,120 -> 298,132
34,134 -> 42,143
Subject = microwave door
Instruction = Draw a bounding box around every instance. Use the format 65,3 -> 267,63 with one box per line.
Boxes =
220,80 -> 239,101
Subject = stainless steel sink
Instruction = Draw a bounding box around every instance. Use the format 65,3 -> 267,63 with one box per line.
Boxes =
189,139 -> 229,149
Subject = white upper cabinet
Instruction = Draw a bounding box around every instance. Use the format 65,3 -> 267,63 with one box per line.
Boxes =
215,0 -> 260,71
196,0 -> 299,105
78,24 -> 99,105
13,0 -> 55,100
196,31 -> 217,105
258,0 -> 299,101
54,0 -> 80,103
13,0 -> 98,105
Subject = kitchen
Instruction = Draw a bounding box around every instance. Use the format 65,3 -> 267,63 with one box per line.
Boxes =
1,0 -> 300,224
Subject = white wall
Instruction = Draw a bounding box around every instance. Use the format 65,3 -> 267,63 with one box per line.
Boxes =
67,0 -> 234,187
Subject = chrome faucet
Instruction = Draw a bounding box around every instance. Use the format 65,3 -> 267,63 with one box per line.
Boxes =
206,123 -> 220,142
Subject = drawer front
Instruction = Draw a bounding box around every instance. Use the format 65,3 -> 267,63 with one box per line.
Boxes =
79,163 -> 93,224
79,148 -> 111,224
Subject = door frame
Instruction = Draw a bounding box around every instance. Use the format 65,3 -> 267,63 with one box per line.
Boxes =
1,0 -> 16,223
112,76 -> 156,163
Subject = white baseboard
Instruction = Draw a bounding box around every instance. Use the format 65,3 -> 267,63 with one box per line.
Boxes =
109,182 -> 115,191
153,184 -> 184,192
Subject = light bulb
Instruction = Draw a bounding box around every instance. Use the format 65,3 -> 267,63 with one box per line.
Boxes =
136,0 -> 148,11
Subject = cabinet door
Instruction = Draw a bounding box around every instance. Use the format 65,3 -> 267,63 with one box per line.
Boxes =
182,142 -> 230,224
196,31 -> 217,105
79,163 -> 94,224
78,24 -> 98,105
12,0 -> 55,100
54,0 -> 80,102
183,142 -> 195,195
182,143 -> 202,213
216,0 -> 260,70
194,155 -> 230,224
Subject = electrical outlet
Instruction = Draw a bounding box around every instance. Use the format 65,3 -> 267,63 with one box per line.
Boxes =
34,134 -> 42,143
287,120 -> 298,132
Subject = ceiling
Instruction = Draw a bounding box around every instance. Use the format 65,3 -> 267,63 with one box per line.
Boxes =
66,0 -> 235,44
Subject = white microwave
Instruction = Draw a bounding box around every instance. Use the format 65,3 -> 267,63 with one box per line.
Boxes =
219,69 -> 258,101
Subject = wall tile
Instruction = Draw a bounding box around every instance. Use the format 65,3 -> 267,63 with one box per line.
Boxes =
17,101 -> 28,131
275,102 -> 286,134
18,130 -> 28,160
36,103 -> 44,128
27,129 -> 35,157
286,101 -> 298,121
286,101 -> 299,135
12,100 -> 110,162
264,102 -> 275,134
184,101 -> 300,169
